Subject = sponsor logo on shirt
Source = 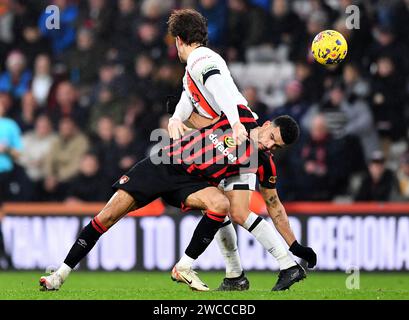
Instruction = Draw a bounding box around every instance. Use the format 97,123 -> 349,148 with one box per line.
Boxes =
209,133 -> 237,163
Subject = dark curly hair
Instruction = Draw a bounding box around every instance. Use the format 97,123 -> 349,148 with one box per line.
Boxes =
167,9 -> 208,46
272,115 -> 300,145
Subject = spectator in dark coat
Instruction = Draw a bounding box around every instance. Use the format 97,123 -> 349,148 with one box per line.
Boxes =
370,55 -> 407,143
63,27 -> 104,87
292,114 -> 349,200
355,150 -> 398,201
48,81 -> 88,129
65,153 -> 111,203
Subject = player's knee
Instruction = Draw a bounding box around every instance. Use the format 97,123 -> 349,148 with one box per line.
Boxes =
229,209 -> 248,226
207,194 -> 230,215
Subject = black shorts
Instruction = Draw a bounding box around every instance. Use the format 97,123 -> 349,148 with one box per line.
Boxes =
112,157 -> 212,208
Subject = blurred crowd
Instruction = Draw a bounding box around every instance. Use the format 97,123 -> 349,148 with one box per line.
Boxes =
0,0 -> 408,204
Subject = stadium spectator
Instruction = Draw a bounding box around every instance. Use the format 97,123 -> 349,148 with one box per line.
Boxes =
242,86 -> 269,124
31,54 -> 54,107
38,0 -> 78,56
14,91 -> 39,133
355,150 -> 398,201
294,60 -> 324,104
292,114 -> 349,200
48,81 -> 88,129
268,0 -> 305,61
88,85 -> 124,133
0,93 -> 22,203
112,0 -> 139,50
225,0 -> 269,62
197,0 -> 227,48
0,92 -> 13,118
0,50 -> 32,99
123,95 -> 157,140
88,116 -> 116,183
270,80 -> 310,125
370,55 -> 407,146
91,60 -> 128,104
396,151 -> 409,201
368,24 -> 409,75
303,83 -> 377,162
129,53 -> 158,106
78,0 -> 115,41
18,114 -> 57,199
65,153 -> 111,203
0,0 -> 13,59
131,18 -> 167,63
107,125 -> 147,179
43,117 -> 89,200
15,20 -> 52,69
63,27 -> 104,87
342,63 -> 370,102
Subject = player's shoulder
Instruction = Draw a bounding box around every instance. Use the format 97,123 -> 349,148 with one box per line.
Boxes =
187,46 -> 222,70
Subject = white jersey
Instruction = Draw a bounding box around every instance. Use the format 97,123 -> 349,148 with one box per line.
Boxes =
182,46 -> 248,120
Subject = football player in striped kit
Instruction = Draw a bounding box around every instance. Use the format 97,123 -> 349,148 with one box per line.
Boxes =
167,9 -> 316,291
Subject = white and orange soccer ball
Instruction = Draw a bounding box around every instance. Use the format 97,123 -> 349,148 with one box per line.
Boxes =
311,30 -> 348,65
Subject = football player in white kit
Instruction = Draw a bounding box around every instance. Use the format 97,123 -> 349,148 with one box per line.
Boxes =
167,9 -> 316,291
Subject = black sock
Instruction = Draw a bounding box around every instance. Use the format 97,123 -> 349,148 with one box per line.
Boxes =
185,211 -> 225,259
64,217 -> 107,268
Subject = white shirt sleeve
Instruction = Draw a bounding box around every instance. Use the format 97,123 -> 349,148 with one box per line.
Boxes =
204,74 -> 240,126
171,90 -> 194,122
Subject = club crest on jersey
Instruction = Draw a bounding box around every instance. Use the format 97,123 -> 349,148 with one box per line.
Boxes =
119,175 -> 130,184
224,136 -> 236,148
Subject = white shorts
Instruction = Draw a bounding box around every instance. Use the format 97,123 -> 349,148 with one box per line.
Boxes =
219,173 -> 257,192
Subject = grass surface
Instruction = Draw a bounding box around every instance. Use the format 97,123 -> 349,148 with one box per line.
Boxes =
0,271 -> 408,300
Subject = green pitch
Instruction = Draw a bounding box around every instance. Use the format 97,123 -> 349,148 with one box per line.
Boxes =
0,271 -> 408,300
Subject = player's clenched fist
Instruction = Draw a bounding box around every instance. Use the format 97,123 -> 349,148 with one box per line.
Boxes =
168,118 -> 191,139
232,122 -> 248,145
289,241 -> 317,268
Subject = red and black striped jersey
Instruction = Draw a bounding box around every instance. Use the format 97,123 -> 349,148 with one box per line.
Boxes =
257,151 -> 278,189
163,105 -> 259,185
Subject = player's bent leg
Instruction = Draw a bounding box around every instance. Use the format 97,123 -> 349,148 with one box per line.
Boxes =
40,190 -> 137,291
225,189 -> 303,291
215,217 -> 249,291
171,187 -> 230,291
213,189 -> 251,291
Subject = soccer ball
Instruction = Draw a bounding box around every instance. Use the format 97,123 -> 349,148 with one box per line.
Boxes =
311,30 -> 348,65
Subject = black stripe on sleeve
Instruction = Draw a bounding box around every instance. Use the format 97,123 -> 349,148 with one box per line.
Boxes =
203,69 -> 221,84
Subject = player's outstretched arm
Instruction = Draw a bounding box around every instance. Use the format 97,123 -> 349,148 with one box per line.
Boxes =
260,187 -> 317,268
204,74 -> 248,145
168,91 -> 194,139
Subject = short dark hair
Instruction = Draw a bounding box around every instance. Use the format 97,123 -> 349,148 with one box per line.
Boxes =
272,115 -> 300,145
167,9 -> 208,46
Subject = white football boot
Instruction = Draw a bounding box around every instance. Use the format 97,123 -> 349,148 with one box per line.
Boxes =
39,272 -> 64,291
171,265 -> 209,291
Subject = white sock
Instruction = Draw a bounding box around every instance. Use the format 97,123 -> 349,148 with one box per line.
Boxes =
215,217 -> 243,278
243,212 -> 296,270
177,254 -> 195,270
56,263 -> 72,281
